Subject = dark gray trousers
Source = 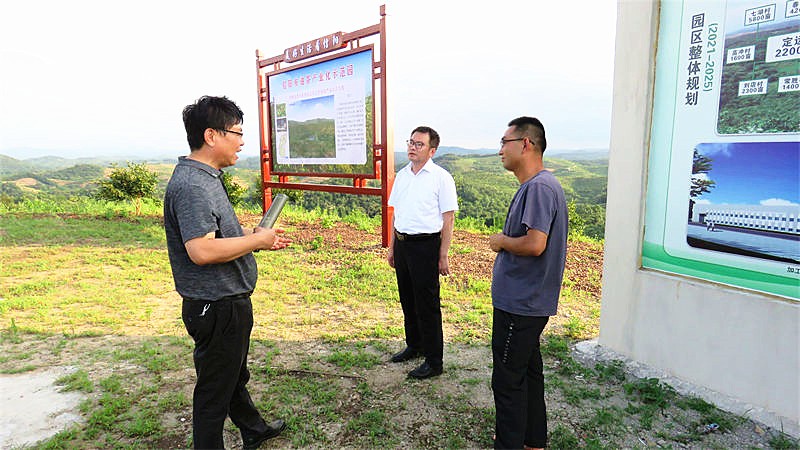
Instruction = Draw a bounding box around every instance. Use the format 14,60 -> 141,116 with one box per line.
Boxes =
393,235 -> 444,368
492,309 -> 549,449
182,295 -> 268,449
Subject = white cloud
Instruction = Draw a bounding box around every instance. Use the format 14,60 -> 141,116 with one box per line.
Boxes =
696,143 -> 731,157
760,198 -> 799,206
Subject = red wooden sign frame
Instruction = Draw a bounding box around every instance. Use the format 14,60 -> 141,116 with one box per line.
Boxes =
255,5 -> 394,247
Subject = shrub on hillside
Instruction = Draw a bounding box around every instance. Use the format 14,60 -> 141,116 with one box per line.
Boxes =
94,162 -> 158,215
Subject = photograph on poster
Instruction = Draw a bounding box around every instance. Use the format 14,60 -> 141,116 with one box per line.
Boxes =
285,95 -> 336,159
686,142 -> 800,264
717,0 -> 800,134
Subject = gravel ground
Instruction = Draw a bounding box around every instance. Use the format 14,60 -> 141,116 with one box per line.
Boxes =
1,335 -> 797,449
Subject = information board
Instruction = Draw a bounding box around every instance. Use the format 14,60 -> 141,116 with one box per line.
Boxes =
267,49 -> 374,175
643,0 -> 800,299
255,5 -> 394,246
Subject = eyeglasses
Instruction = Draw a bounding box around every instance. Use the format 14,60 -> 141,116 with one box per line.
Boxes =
500,137 -> 526,146
218,128 -> 244,136
406,139 -> 426,149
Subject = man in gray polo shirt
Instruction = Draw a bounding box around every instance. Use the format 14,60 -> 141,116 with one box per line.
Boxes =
489,116 -> 568,450
164,95 -> 291,449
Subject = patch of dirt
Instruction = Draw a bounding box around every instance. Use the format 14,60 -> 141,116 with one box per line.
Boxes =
0,221 -> 793,449
268,218 -> 604,339
0,367 -> 84,449
262,217 -> 602,290
14,177 -> 38,187
2,335 -> 787,449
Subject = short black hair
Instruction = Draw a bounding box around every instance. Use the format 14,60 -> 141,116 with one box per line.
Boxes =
182,96 -> 244,150
508,116 -> 546,152
411,125 -> 440,149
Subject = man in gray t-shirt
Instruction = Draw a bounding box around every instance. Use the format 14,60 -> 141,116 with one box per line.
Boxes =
164,96 -> 291,449
489,116 -> 568,450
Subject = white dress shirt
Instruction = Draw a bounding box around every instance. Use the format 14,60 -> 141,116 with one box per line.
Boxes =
388,159 -> 458,234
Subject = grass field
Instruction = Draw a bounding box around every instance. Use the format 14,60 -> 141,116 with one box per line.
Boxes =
0,203 -> 796,449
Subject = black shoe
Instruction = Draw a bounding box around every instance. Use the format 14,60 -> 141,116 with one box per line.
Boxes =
408,362 -> 443,379
243,419 -> 286,449
390,346 -> 421,363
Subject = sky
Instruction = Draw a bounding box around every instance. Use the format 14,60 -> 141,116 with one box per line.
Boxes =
0,0 -> 617,160
694,142 -> 800,206
290,97 -> 335,123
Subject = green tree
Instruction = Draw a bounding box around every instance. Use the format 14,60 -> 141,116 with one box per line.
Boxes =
688,148 -> 715,221
94,162 -> 158,215
575,203 -> 606,239
0,182 -> 25,204
246,173 -> 305,209
567,200 -> 586,238
220,171 -> 247,207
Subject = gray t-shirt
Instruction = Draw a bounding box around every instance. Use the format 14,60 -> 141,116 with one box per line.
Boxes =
491,170 -> 568,316
164,157 -> 257,300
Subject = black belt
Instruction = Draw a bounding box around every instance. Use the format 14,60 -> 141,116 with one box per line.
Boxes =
183,291 -> 252,302
394,230 -> 441,242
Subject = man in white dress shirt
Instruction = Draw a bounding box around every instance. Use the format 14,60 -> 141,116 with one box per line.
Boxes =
386,126 -> 459,379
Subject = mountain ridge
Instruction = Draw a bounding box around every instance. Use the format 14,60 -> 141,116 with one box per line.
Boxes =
1,146 -> 608,176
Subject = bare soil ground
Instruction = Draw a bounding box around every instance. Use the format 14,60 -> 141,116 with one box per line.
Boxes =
0,220 -> 794,449
0,336 -> 787,449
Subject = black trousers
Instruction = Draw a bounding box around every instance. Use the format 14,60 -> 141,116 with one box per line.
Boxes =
491,309 -> 549,449
393,235 -> 443,368
182,295 -> 268,449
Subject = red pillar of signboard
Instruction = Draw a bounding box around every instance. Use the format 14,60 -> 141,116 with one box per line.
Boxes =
255,5 -> 394,247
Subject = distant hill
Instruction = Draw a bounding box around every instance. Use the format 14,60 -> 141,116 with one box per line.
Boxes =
2,145 -> 607,176
0,154 -> 175,177
391,147 -> 607,171
435,146 -> 497,157
546,149 -> 608,160
235,157 -> 262,170
394,146 -> 608,162
429,152 -> 608,236
393,146 -> 496,160
0,155 -> 30,176
1,150 -> 608,238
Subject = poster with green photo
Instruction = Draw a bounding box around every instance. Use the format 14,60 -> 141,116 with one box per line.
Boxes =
268,49 -> 374,175
643,0 -> 799,299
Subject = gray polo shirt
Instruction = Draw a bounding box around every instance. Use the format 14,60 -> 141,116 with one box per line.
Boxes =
491,170 -> 568,316
164,157 -> 257,300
